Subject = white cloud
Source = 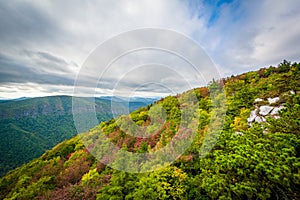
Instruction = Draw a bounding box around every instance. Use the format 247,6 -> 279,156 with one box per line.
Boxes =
0,83 -> 75,99
202,0 -> 300,75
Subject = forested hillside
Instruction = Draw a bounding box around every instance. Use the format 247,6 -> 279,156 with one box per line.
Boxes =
0,61 -> 299,199
0,96 -> 156,177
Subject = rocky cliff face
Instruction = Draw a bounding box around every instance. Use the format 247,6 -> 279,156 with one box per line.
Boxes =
247,96 -> 285,125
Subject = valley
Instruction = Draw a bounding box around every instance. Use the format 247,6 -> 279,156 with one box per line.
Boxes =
0,96 -> 157,177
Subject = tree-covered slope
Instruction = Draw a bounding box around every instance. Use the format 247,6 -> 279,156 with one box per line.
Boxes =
0,61 -> 299,199
0,96 -> 157,177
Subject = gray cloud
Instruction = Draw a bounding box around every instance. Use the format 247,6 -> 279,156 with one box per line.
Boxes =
0,1 -> 62,47
22,50 -> 77,73
0,0 -> 205,98
34,51 -> 69,67
0,53 -> 74,85
0,0 -> 300,98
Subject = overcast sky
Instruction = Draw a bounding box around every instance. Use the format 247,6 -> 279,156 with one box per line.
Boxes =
1,0 -> 300,99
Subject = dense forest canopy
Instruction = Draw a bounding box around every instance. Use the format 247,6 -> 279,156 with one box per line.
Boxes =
0,96 -> 156,177
0,61 -> 299,199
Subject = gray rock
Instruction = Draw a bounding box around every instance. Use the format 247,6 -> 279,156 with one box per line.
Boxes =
255,116 -> 266,123
259,105 -> 274,116
247,109 -> 258,123
267,97 -> 280,104
254,98 -> 264,103
270,106 -> 285,115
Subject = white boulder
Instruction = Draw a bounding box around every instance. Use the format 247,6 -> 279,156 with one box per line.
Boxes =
259,105 -> 274,116
267,97 -> 280,104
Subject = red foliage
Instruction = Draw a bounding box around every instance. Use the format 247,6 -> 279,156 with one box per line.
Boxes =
178,155 -> 193,162
108,130 -> 122,140
54,156 -> 91,187
96,161 -> 107,173
198,87 -> 209,98
66,153 -> 72,160
83,148 -> 90,154
134,137 -> 144,148
174,128 -> 192,140
40,184 -> 100,200
258,68 -> 266,77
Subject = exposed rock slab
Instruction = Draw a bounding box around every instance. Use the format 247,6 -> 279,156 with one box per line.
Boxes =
259,105 -> 274,116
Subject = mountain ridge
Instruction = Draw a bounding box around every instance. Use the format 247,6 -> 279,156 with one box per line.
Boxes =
0,61 -> 299,199
0,95 -> 157,177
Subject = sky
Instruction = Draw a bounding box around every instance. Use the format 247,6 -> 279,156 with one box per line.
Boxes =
0,0 -> 300,99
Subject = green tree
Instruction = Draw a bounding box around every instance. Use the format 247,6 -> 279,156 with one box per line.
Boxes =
132,166 -> 188,200
97,171 -> 137,200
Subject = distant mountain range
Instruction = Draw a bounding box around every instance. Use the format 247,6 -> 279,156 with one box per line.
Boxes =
0,97 -> 32,103
0,95 -> 158,177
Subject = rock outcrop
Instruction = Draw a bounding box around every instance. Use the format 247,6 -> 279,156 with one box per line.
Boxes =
247,97 -> 284,126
